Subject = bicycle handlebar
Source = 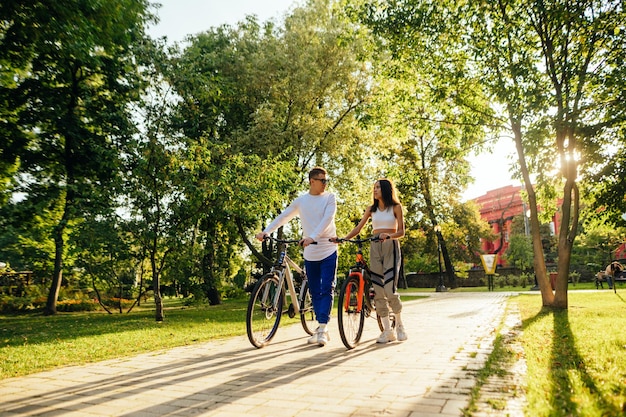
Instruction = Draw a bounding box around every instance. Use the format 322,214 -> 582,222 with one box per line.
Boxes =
332,236 -> 382,244
262,236 -> 317,245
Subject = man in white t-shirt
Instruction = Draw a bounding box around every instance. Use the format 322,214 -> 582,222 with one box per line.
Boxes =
255,167 -> 338,346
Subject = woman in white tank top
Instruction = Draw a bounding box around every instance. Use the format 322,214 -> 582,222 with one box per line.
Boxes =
335,178 -> 407,343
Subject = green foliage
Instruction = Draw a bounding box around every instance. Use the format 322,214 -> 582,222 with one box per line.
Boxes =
402,229 -> 433,273
56,299 -> 100,312
0,295 -> 34,313
167,0 -> 386,293
2,0 -> 624,316
0,0 -> 154,313
506,234 -> 534,271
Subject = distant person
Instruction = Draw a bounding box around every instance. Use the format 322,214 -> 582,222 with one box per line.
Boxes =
604,261 -> 624,289
334,178 -> 407,343
255,167 -> 337,347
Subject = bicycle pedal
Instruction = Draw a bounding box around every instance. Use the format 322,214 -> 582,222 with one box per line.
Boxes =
287,304 -> 296,318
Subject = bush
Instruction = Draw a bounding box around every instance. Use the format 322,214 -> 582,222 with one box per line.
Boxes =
0,295 -> 33,313
519,272 -> 531,288
569,271 -> 581,286
57,299 -> 100,312
100,297 -> 134,309
0,295 -> 101,313
222,285 -> 246,300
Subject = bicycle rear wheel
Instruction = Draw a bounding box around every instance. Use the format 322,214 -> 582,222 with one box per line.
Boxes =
299,279 -> 316,335
338,275 -> 365,349
246,273 -> 284,348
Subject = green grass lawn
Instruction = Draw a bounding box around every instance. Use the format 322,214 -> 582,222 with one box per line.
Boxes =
0,298 -> 250,379
513,291 -> 626,416
464,290 -> 626,416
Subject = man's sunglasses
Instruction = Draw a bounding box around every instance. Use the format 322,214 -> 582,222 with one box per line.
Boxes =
312,178 -> 329,185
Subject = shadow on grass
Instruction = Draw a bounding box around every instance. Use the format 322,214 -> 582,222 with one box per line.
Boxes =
523,306 -> 624,416
614,290 -> 626,304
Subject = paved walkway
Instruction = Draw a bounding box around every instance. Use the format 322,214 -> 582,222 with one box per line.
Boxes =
0,292 -> 522,417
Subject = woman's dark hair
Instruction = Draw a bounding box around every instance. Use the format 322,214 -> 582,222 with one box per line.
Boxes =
371,178 -> 401,212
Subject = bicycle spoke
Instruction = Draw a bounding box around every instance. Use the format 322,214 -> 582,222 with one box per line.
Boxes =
299,280 -> 317,335
338,276 -> 365,349
246,274 -> 283,348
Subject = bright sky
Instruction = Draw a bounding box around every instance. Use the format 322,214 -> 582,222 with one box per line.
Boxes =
149,0 -> 299,43
148,0 -> 519,200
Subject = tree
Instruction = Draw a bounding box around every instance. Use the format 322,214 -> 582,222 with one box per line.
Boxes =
466,0 -> 626,308
170,0 -> 382,278
353,1 -> 495,286
0,0 -> 154,314
71,214 -> 143,313
358,0 -> 626,308
507,234 -> 534,272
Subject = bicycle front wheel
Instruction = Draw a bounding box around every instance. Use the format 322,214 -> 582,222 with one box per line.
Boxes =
246,273 -> 284,348
338,275 -> 365,349
299,279 -> 316,335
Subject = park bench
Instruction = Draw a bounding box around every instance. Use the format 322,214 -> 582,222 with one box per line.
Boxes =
595,271 -> 626,290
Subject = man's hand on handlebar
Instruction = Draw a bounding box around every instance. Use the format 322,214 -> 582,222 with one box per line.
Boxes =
299,237 -> 316,247
255,232 -> 268,242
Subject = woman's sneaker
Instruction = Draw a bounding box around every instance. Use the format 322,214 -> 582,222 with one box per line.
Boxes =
396,325 -> 408,341
376,329 -> 396,343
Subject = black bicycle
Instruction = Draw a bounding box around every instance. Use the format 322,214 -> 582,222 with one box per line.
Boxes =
246,236 -> 316,348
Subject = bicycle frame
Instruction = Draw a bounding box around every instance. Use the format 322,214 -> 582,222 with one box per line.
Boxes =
344,252 -> 368,314
246,236 -> 316,348
341,237 -> 379,314
270,247 -> 305,315
336,236 -> 388,349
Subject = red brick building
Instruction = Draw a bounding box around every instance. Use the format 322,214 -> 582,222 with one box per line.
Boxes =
473,185 -> 561,266
614,242 -> 626,261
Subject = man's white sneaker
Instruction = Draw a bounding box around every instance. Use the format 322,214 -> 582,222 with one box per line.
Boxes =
317,330 -> 329,346
308,327 -> 330,345
376,329 -> 396,344
396,325 -> 408,341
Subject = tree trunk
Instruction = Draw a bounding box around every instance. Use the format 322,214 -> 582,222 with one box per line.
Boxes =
439,237 -> 456,287
44,190 -> 73,315
202,251 -> 222,305
511,119 -> 554,306
553,160 -> 580,309
151,244 -> 164,321
44,225 -> 65,315
202,225 -> 222,305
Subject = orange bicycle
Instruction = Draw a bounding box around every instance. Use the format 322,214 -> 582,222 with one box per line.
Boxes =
335,236 -> 394,349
